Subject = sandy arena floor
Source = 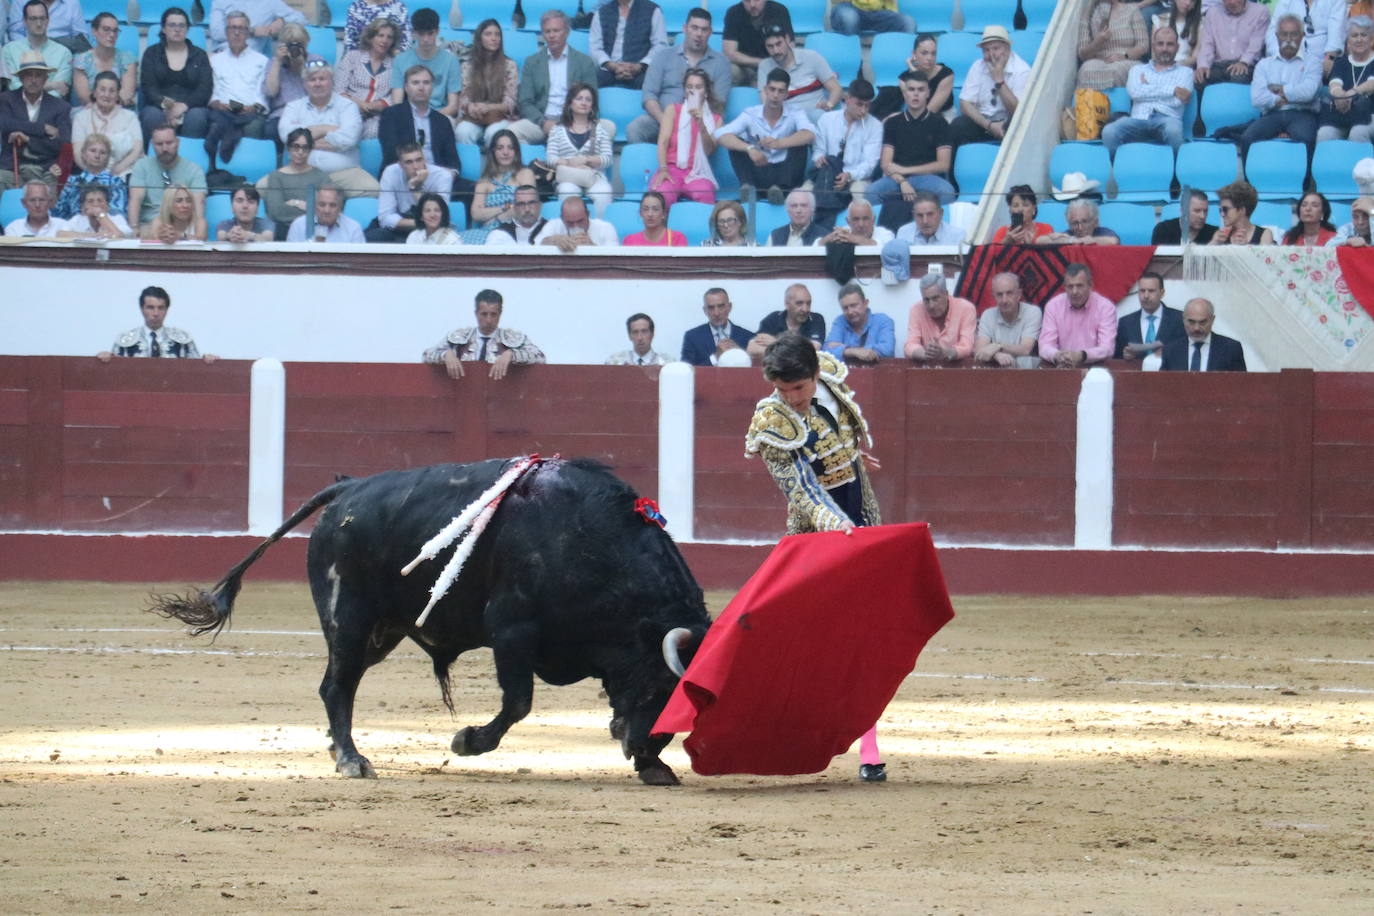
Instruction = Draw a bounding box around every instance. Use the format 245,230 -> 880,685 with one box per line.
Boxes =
1,582 -> 1371,914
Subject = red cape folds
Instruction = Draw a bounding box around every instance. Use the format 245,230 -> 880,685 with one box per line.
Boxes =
652,523 -> 955,776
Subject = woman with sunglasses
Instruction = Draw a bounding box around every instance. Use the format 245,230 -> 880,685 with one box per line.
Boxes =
1210,181 -> 1275,246
264,127 -> 331,238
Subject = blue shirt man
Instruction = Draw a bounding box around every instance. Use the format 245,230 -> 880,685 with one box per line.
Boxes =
824,282 -> 895,363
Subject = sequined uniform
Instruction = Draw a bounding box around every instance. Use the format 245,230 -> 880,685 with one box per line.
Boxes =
421,326 -> 546,366
109,325 -> 202,358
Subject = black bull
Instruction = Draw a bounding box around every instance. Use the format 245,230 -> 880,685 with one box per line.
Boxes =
152,458 -> 711,786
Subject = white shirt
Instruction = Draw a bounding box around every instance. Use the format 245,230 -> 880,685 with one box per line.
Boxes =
812,108 -> 883,182
63,212 -> 132,235
1251,50 -> 1323,112
279,93 -> 363,172
544,48 -> 571,121
486,221 -> 543,245
715,103 -> 813,165
286,212 -> 366,242
5,215 -> 66,237
210,45 -> 270,108
813,225 -> 894,247
377,162 -> 454,230
1126,61 -> 1195,120
534,217 -> 620,247
959,52 -> 1032,121
1265,0 -> 1347,59
1186,334 -> 1213,371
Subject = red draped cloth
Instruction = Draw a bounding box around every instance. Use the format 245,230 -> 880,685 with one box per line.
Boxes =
652,523 -> 955,776
1335,248 -> 1374,321
956,244 -> 1158,314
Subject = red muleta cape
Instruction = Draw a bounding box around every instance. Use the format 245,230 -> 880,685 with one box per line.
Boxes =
652,522 -> 955,776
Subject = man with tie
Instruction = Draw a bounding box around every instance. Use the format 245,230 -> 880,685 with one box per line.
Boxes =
606,313 -> 674,366
680,287 -> 754,366
97,287 -> 217,362
1114,271 -> 1186,360
1161,298 -> 1249,372
423,289 -> 547,380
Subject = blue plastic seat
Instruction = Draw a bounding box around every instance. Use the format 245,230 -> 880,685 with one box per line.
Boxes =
725,85 -> 757,122
502,31 -> 539,63
456,0 -> 510,27
666,200 -> 713,245
787,0 -> 828,35
870,32 -> 917,87
1200,83 -> 1259,135
953,142 -> 1000,202
343,196 -> 378,226
1112,142 -> 1174,203
522,143 -> 546,164
658,0 -> 701,30
1175,140 -> 1239,199
710,146 -> 739,193
1015,29 -> 1044,63
147,136 -> 211,173
541,199 -> 563,220
306,26 -> 337,64
937,32 -> 982,86
130,0 -> 183,25
115,23 -> 142,57
1252,200 -> 1295,233
223,138 -> 279,184
150,23 -> 208,47
1021,0 -> 1058,30
901,0 -> 952,32
323,0 -> 351,29
1310,139 -> 1368,200
603,200 -> 643,238
960,0 -> 1014,32
456,143 -> 482,182
1036,199 -> 1066,229
1106,86 -> 1130,115
450,200 -> 468,231
751,201 -> 788,243
1246,139 -> 1307,200
598,87 -> 641,141
802,33 -> 862,83
1099,201 -> 1157,245
566,29 -> 589,55
617,143 -> 659,197
358,138 -> 383,177
520,0 -> 567,31
1049,142 -> 1111,194
0,188 -> 26,225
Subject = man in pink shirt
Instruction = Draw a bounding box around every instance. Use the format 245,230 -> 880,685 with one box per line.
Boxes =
1038,263 -> 1118,367
1196,0 -> 1269,86
904,273 -> 976,363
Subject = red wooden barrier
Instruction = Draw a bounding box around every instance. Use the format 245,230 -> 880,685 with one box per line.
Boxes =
0,357 -> 252,532
1313,372 -> 1374,550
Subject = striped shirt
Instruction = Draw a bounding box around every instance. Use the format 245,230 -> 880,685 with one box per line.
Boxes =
1126,61 -> 1195,120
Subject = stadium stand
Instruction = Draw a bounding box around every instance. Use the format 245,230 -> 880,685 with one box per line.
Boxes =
1311,141 -> 1368,201
602,200 -> 643,238
938,32 -> 983,89
666,199 -> 713,245
456,143 -> 482,182
223,139 -> 280,186
959,0 -> 1016,32
752,201 -> 788,242
787,0 -> 828,35
868,32 -> 915,87
344,196 -> 379,227
1175,142 -> 1240,200
803,33 -> 863,84
725,86 -> 756,122
131,0 -> 185,26
617,143 -> 659,198
0,188 -> 24,226
954,142 -> 1002,203
359,138 -> 383,178
599,88 -> 642,142
1099,201 -> 1156,245
307,26 -> 338,65
905,0 -> 952,32
1199,83 -> 1260,136
1245,140 -> 1308,201
1111,143 -> 1174,203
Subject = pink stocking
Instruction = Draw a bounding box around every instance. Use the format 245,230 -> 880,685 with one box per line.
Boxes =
859,725 -> 881,765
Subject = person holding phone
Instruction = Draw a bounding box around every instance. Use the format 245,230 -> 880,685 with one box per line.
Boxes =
650,67 -> 722,207
991,184 -> 1053,243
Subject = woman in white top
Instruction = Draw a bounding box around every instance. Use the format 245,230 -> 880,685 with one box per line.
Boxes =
72,71 -> 143,176
406,192 -> 462,244
650,67 -> 722,208
546,82 -> 614,218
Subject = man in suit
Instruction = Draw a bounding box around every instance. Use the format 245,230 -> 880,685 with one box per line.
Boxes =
1115,271 -> 1186,360
681,287 -> 753,366
1161,298 -> 1248,372
0,49 -> 70,191
511,9 -> 600,145
768,188 -> 826,246
378,64 -> 460,173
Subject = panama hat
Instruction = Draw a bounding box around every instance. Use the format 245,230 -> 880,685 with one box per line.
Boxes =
14,49 -> 56,75
977,25 -> 1012,47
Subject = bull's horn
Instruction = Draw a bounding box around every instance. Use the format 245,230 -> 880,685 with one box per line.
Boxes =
661,627 -> 693,678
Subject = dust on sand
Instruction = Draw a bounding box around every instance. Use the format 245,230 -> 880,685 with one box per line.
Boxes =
1,582 -> 1370,914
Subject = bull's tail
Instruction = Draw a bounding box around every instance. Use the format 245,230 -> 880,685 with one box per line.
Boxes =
148,480 -> 353,638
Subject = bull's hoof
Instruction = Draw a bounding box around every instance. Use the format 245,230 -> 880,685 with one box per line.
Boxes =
635,759 -> 680,786
335,755 -> 376,779
451,726 -> 481,756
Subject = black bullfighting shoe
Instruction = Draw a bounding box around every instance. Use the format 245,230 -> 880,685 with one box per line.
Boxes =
858,762 -> 887,783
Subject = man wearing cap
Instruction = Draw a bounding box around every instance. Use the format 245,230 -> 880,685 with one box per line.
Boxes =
277,60 -> 380,198
949,26 -> 1031,151
1160,298 -> 1248,372
1241,14 -> 1321,161
0,49 -> 70,190
1101,25 -> 1194,155
809,77 -> 882,220
1328,197 -> 1374,246
2,2 -> 72,97
756,24 -> 841,124
722,0 -> 793,86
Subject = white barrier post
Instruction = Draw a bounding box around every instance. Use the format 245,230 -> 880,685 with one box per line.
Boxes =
1074,366 -> 1114,549
248,358 -> 286,536
657,362 -> 695,542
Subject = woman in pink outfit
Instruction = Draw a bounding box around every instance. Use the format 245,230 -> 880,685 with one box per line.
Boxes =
622,191 -> 687,247
649,68 -> 722,207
